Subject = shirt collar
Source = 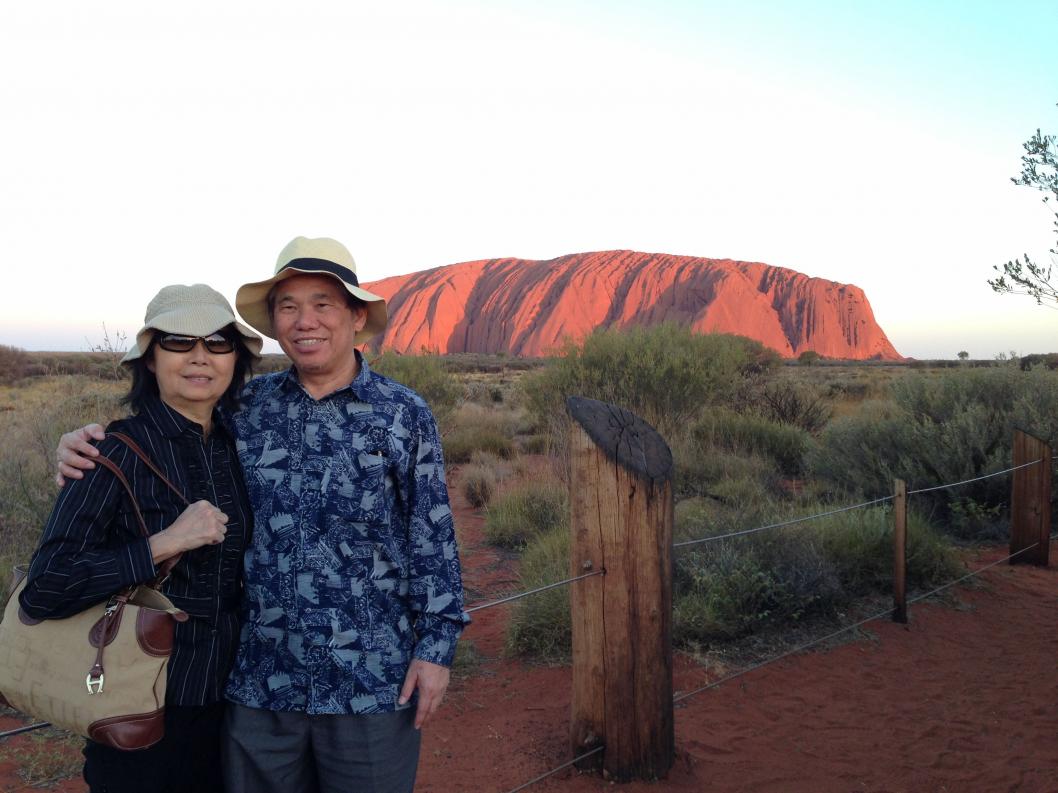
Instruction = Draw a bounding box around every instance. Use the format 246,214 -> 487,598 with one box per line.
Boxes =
140,394 -> 225,441
279,350 -> 376,401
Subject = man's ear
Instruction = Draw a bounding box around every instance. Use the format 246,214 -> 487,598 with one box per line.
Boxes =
352,306 -> 369,332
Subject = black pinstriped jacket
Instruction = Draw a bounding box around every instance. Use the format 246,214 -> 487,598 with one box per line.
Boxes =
19,396 -> 252,706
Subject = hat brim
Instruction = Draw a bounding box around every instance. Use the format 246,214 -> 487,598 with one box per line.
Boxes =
235,267 -> 388,343
121,307 -> 264,364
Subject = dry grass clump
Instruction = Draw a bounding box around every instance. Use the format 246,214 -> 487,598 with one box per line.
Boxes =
461,464 -> 496,508
483,476 -> 567,550
442,403 -> 521,463
505,525 -> 571,661
0,377 -> 125,596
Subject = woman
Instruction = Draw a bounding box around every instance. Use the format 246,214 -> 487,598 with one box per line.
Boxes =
19,284 -> 261,793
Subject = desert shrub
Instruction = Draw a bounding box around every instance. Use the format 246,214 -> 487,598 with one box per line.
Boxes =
798,350 -> 822,366
808,367 -> 1058,536
809,505 -> 959,595
668,429 -> 787,503
443,427 -> 515,463
483,479 -> 567,549
757,381 -> 832,433
0,345 -> 29,385
371,352 -> 462,427
671,503 -> 958,646
441,403 -> 521,463
691,408 -> 811,475
1019,352 -> 1058,371
505,526 -> 571,661
518,434 -> 549,455
520,324 -> 780,441
461,464 -> 496,508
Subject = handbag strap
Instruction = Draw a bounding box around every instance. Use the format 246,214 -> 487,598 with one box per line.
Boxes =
94,433 -> 190,584
107,431 -> 188,506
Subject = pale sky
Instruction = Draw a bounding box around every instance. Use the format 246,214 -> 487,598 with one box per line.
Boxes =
1,0 -> 1055,359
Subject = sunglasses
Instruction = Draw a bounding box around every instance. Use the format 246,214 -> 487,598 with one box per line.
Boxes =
156,333 -> 236,354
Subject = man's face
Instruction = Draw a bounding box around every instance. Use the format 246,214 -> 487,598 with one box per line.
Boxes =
270,274 -> 367,379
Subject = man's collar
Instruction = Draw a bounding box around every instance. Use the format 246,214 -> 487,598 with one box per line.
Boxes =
279,349 -> 375,400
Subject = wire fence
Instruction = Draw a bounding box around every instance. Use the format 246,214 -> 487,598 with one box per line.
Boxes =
672,538 -> 1047,706
465,570 -> 604,614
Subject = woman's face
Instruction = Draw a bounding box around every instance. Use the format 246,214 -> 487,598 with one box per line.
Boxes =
146,331 -> 236,418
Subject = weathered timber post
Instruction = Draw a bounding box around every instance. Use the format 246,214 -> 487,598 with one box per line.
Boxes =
892,479 -> 907,623
1010,430 -> 1052,567
567,396 -> 675,782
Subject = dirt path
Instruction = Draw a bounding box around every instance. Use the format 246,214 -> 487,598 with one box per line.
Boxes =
420,546 -> 1058,793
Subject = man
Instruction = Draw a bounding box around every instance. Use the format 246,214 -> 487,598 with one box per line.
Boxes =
57,237 -> 468,793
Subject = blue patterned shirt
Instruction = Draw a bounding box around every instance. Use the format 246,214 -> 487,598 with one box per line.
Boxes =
224,354 -> 469,714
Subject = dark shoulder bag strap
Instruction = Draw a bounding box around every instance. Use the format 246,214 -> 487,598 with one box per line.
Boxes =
96,434 -> 187,584
107,431 -> 188,507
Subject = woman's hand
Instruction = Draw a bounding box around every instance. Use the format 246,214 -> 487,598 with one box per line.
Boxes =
148,500 -> 229,563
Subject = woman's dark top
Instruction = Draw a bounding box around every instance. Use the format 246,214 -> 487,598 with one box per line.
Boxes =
19,395 -> 252,706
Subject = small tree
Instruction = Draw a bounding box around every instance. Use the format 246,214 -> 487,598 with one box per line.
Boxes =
797,350 -> 821,366
957,351 -> 969,361
989,105 -> 1058,305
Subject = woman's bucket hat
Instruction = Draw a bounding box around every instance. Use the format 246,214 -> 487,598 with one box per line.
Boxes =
121,284 -> 264,363
235,236 -> 388,344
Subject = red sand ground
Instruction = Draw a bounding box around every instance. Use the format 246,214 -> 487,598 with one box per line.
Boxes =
2,471 -> 1055,793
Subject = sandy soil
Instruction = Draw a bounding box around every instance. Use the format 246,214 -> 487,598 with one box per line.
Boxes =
2,470 -> 1055,793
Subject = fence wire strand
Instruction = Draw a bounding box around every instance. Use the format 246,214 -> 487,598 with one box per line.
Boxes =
673,537 -> 1050,706
907,458 -> 1042,495
0,722 -> 50,740
465,569 -> 604,614
673,495 -> 895,549
675,456 -> 1047,550
502,746 -> 605,793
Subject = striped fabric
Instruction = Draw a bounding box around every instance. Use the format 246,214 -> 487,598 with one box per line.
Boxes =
19,397 -> 252,706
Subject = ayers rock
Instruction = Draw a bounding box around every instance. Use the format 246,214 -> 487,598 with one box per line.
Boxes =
362,250 -> 902,360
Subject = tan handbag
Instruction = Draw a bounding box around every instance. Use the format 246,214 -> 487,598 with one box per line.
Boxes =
0,433 -> 189,750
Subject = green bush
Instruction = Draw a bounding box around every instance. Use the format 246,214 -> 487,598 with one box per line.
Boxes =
692,408 -> 811,475
520,324 -> 780,440
505,526 -> 571,661
809,505 -> 960,595
671,503 -> 958,646
483,479 -> 567,549
808,367 -> 1058,536
371,352 -> 462,427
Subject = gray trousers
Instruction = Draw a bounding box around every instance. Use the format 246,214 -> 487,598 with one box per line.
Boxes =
222,703 -> 421,793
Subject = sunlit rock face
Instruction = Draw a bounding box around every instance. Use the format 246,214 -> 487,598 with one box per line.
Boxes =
363,250 -> 902,360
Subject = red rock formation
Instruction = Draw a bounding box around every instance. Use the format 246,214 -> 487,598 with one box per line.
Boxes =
362,251 -> 902,360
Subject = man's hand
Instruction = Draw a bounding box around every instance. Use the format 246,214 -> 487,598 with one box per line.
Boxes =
398,658 -> 450,729
55,424 -> 106,487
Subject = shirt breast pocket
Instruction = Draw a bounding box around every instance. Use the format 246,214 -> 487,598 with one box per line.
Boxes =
331,424 -> 394,531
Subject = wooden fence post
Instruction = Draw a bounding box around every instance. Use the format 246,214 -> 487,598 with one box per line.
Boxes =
567,396 -> 675,782
892,478 -> 907,623
1010,430 -> 1052,567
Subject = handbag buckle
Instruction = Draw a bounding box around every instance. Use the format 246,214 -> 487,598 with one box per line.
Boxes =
86,672 -> 105,695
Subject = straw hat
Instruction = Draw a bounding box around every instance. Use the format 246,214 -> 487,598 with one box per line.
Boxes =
122,284 -> 263,363
235,236 -> 388,343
